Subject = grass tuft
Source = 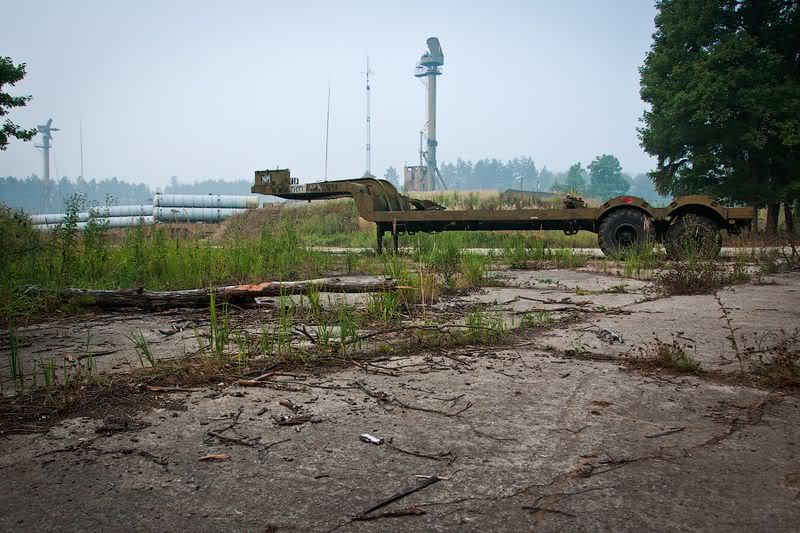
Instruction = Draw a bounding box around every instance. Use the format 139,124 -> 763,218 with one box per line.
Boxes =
126,330 -> 156,368
635,335 -> 702,374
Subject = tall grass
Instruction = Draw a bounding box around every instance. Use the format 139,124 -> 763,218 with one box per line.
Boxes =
6,319 -> 24,393
2,215 -> 332,296
608,244 -> 660,277
126,330 -> 156,367
465,308 -> 508,343
460,253 -> 488,287
208,290 -> 231,358
501,237 -> 589,269
338,306 -> 361,355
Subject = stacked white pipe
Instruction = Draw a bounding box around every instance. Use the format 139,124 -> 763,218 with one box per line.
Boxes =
29,193 -> 257,231
30,205 -> 153,225
34,216 -> 156,232
152,194 -> 256,222
154,194 -> 258,209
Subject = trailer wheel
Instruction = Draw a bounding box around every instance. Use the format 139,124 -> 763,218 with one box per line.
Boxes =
597,209 -> 653,257
665,214 -> 722,260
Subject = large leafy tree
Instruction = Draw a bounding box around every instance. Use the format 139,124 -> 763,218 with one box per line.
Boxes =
639,0 -> 800,233
552,162 -> 588,195
588,154 -> 630,199
0,57 -> 36,150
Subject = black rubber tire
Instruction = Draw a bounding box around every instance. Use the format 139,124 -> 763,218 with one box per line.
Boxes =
665,214 -> 722,260
597,208 -> 653,258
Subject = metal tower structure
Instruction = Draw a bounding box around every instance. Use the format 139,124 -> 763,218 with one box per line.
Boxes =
80,121 -> 84,180
35,118 -> 59,183
36,118 -> 59,210
324,79 -> 331,181
414,37 -> 444,190
362,56 -> 374,178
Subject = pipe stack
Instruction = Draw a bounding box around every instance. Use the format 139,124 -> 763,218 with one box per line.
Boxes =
29,193 -> 258,231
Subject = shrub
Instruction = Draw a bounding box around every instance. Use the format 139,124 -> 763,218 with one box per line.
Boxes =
0,204 -> 41,278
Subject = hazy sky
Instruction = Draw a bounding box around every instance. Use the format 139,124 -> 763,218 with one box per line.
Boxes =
2,1 -> 657,187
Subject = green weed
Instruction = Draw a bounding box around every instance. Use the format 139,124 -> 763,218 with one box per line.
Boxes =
126,330 -> 155,367
6,320 -> 25,392
460,253 -> 487,287
613,244 -> 659,278
519,310 -> 554,328
655,259 -> 745,295
638,336 -> 702,373
465,308 -> 507,343
208,290 -> 231,358
306,284 -> 322,317
502,238 -> 588,269
338,306 -> 360,355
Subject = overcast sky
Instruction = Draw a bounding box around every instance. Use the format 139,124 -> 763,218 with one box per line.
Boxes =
2,1 -> 657,187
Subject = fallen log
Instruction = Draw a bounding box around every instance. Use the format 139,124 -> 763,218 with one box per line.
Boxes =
28,276 -> 397,310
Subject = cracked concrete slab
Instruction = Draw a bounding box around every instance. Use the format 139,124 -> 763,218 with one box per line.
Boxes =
529,273 -> 800,373
492,268 -> 654,293
2,268 -> 798,531
1,347 -> 798,532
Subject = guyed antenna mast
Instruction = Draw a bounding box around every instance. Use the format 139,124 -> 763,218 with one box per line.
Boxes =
324,76 -> 331,181
363,56 -> 374,177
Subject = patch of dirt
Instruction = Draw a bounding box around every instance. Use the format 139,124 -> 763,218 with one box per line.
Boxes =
0,381 -> 186,436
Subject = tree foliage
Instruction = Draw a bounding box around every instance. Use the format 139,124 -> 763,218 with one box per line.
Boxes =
164,177 -> 251,195
439,156 -> 538,190
1,175 -> 153,213
588,154 -> 630,199
383,166 -> 400,187
552,163 -> 588,195
0,57 -> 36,150
639,0 -> 800,212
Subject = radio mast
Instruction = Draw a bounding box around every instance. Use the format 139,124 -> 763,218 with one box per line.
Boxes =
362,56 -> 374,178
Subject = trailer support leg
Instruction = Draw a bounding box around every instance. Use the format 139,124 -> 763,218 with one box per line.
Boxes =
376,225 -> 384,255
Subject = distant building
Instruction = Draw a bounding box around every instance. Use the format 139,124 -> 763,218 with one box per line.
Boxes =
404,165 -> 431,192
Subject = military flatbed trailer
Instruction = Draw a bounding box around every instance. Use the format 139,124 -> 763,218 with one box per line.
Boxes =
252,169 -> 753,259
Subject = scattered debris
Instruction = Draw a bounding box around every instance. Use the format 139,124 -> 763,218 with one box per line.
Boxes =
142,385 -> 200,393
207,430 -> 259,447
597,327 -> 624,344
279,399 -> 302,411
386,438 -> 455,462
274,414 -> 313,426
359,433 -> 384,445
29,277 -> 399,309
358,476 -> 441,517
198,453 -> 231,461
645,426 -> 685,438
353,506 -> 425,521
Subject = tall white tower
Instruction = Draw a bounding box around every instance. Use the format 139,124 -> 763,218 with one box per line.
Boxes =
414,37 -> 444,190
36,118 -> 59,183
36,118 -> 59,211
363,56 -> 374,178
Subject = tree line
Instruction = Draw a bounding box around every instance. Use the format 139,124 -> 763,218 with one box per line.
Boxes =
0,175 -> 152,213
